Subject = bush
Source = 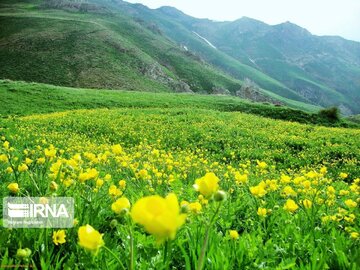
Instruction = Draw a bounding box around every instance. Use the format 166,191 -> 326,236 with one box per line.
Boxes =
318,107 -> 340,121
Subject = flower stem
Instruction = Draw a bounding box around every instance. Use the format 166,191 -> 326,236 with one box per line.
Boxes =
197,202 -> 222,270
127,217 -> 135,270
103,246 -> 126,270
163,240 -> 171,270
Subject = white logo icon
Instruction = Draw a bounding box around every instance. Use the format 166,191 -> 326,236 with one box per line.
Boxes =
8,202 -> 69,218
8,203 -> 30,218
3,197 -> 74,228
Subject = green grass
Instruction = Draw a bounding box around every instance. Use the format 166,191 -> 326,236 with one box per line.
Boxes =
0,106 -> 359,269
0,4 -> 244,94
0,80 -> 358,128
0,0 -> 333,113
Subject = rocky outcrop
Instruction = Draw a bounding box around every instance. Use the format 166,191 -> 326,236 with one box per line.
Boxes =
236,78 -> 282,105
211,86 -> 230,95
141,63 -> 192,92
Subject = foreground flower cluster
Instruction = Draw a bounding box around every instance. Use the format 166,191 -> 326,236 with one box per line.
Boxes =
0,108 -> 359,269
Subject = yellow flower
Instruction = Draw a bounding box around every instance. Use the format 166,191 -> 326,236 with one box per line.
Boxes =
257,161 -> 267,170
53,230 -> 66,245
257,207 -> 267,217
229,230 -> 239,240
131,193 -> 186,243
283,199 -> 299,213
96,179 -> 104,188
78,225 -> 104,254
108,185 -> 122,197
45,148 -> 57,158
25,158 -> 33,165
111,197 -> 131,215
234,172 -> 248,184
250,185 -> 266,197
302,199 -> 312,209
3,141 -> 10,150
111,144 -> 123,155
188,202 -> 202,213
18,163 -> 28,172
5,167 -> 13,174
50,181 -> 58,191
0,154 -> 8,162
37,157 -> 46,165
193,172 -> 219,198
327,186 -> 336,194
282,186 -> 297,197
345,199 -> 357,208
320,167 -> 327,175
280,175 -> 291,184
339,173 -> 348,179
350,232 -> 359,239
7,183 -> 19,193
119,180 -> 126,189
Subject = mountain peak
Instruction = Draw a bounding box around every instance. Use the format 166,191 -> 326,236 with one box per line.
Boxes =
274,21 -> 311,36
157,6 -> 187,17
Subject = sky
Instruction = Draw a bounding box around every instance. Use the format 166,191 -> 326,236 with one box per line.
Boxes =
125,0 -> 360,42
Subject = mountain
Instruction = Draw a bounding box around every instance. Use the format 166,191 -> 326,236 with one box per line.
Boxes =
152,6 -> 360,115
0,0 -> 359,114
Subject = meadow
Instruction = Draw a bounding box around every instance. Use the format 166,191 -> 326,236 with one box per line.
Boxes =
0,91 -> 359,269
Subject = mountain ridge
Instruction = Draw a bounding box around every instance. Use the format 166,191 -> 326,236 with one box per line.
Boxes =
0,0 -> 359,114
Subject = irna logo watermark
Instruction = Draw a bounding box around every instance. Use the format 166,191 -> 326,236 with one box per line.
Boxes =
3,197 -> 74,228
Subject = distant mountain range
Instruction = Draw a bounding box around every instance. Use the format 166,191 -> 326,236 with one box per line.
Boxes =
1,0 -> 359,114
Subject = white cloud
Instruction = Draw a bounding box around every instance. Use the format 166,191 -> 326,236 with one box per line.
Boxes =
125,0 -> 360,41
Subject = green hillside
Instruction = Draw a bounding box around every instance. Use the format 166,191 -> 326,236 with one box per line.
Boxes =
0,1 -> 243,93
0,89 -> 359,269
1,80 -> 358,128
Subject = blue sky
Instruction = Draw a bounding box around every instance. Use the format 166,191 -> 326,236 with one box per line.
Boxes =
125,0 -> 360,42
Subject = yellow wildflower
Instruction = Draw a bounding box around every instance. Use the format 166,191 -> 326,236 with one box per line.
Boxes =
131,193 -> 186,243
53,230 -> 66,245
257,161 -> 267,170
111,144 -> 123,155
108,185 -> 122,197
193,172 -> 219,198
78,225 -> 104,254
18,163 -> 28,172
350,232 -> 359,239
111,197 -> 131,215
234,172 -> 248,184
25,158 -> 33,165
302,199 -> 312,209
37,157 -> 46,165
119,180 -> 126,189
229,230 -> 239,240
345,199 -> 357,208
7,183 -> 20,193
282,186 -> 297,197
283,199 -> 299,213
45,148 -> 57,158
250,185 -> 266,197
257,207 -> 267,217
188,202 -> 202,213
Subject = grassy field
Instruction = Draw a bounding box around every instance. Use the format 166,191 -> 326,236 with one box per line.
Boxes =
2,80 -> 358,128
0,80 -> 359,269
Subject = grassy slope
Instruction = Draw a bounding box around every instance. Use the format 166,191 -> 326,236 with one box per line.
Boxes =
0,1 -> 322,113
0,80 -> 357,128
0,1 -> 243,93
123,4 -> 312,103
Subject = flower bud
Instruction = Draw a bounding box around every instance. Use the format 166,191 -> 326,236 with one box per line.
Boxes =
214,190 -> 227,202
16,248 -> 31,260
110,219 -> 118,229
